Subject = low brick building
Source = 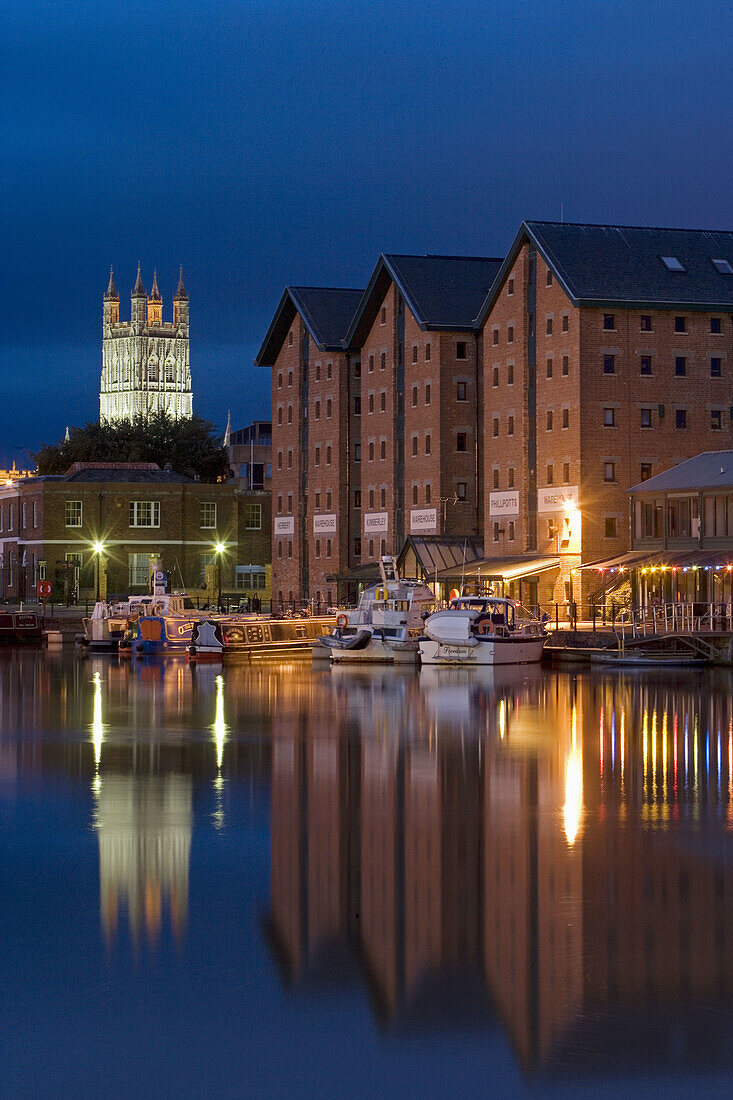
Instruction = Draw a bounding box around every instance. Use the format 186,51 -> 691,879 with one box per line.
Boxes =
0,462 -> 270,603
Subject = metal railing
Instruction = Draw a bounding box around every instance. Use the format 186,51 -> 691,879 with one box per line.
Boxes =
614,602 -> 733,640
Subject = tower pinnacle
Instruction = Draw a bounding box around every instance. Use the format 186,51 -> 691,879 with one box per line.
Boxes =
174,266 -> 188,301
132,262 -> 146,297
104,265 -> 119,301
149,270 -> 162,302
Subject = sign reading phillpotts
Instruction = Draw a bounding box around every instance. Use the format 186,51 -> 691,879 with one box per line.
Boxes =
364,512 -> 389,534
274,516 -> 294,536
489,491 -> 520,518
410,507 -> 438,533
313,513 -> 337,534
538,486 -> 579,513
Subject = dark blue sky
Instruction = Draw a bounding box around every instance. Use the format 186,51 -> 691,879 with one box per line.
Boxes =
3,0 -> 732,465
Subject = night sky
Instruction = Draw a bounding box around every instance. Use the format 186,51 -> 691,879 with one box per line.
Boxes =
3,0 -> 733,465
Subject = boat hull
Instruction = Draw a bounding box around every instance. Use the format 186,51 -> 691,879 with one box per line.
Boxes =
419,634 -> 546,666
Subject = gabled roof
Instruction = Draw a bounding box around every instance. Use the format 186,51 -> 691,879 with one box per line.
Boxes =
254,286 -> 363,367
628,451 -> 733,494
346,254 -> 503,346
476,221 -> 733,323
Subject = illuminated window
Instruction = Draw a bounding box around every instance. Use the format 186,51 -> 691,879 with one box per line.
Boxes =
65,500 -> 82,527
129,553 -> 150,587
129,501 -> 160,527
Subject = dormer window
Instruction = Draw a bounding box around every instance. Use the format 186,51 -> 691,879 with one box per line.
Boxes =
712,258 -> 733,274
661,256 -> 685,271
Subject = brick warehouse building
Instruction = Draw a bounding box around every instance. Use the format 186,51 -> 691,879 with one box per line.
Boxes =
255,286 -> 364,609
257,223 -> 733,610
477,222 -> 733,606
256,256 -> 501,608
0,463 -> 270,602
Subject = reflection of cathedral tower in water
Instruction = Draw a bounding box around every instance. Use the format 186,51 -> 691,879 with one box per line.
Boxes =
96,774 -> 192,946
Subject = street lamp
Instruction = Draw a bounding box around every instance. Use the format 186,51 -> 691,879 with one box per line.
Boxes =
92,541 -> 105,602
214,542 -> 226,610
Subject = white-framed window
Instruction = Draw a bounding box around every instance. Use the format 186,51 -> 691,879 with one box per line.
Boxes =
245,503 -> 262,530
236,567 -> 267,590
129,500 -> 160,527
32,501 -> 38,528
21,502 -> 26,528
128,553 -> 149,587
65,500 -> 83,527
200,551 -> 215,583
200,502 -> 217,529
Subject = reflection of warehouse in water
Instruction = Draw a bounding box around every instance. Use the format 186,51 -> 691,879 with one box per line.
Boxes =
267,670 -> 733,1076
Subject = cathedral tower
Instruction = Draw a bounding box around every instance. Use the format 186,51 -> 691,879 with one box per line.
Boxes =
100,266 -> 193,422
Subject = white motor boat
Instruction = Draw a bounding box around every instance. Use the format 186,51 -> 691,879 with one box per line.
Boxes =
419,596 -> 546,666
315,556 -> 435,664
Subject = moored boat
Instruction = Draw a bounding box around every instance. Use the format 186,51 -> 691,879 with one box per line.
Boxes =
315,557 -> 435,664
419,596 -> 546,666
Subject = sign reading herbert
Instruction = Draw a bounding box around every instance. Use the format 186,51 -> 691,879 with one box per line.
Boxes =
313,513 -> 337,535
538,486 -> 579,513
274,516 -> 294,536
37,581 -> 52,599
410,507 -> 437,533
489,491 -> 520,518
364,511 -> 388,534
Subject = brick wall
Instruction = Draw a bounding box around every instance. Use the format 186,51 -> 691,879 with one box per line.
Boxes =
271,317 -> 304,605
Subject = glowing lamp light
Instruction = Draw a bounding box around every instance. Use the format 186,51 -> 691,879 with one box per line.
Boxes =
92,540 -> 105,555
214,542 -> 226,555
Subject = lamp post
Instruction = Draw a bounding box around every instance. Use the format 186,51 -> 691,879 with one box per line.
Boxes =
92,541 -> 105,602
214,542 -> 225,610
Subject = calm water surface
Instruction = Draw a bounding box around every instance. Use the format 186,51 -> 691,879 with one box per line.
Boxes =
1,650 -> 733,1097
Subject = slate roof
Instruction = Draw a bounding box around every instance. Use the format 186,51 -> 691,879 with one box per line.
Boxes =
477,221 -> 733,322
628,451 -> 733,494
346,254 -> 503,346
254,286 -> 363,366
64,466 -> 193,484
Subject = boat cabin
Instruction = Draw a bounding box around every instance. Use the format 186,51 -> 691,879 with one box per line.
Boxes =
449,596 -> 518,632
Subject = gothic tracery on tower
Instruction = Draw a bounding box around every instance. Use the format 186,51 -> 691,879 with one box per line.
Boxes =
100,264 -> 193,422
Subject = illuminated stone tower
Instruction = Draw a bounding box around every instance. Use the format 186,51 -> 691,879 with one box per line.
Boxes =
100,264 -> 193,422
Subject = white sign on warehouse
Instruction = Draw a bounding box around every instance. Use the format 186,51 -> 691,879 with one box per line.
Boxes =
410,507 -> 438,533
488,491 -> 520,518
364,512 -> 389,534
538,486 -> 579,512
274,516 -> 294,536
313,513 -> 337,534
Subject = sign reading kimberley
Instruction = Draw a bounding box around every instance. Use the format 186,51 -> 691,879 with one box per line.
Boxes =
364,512 -> 388,534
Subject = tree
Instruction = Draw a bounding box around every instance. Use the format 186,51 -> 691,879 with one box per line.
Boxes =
32,412 -> 228,482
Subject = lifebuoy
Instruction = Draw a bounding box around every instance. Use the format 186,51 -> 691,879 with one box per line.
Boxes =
152,602 -> 164,616
336,613 -> 349,631
375,587 -> 387,601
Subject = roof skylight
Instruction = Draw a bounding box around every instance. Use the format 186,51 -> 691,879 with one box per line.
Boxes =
712,258 -> 733,274
661,256 -> 685,271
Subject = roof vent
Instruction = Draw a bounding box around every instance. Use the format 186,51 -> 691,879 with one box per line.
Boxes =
661,256 -> 685,272
712,258 -> 733,274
